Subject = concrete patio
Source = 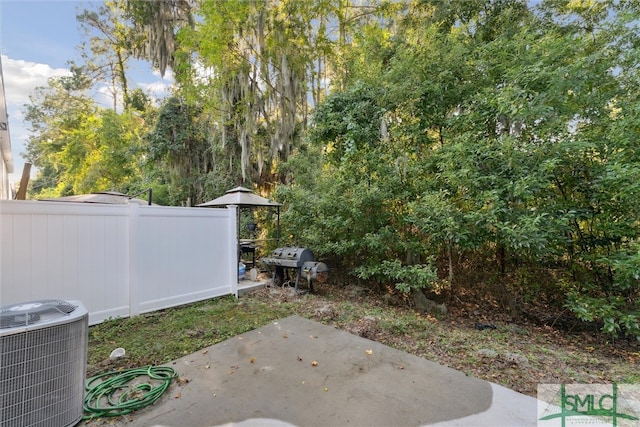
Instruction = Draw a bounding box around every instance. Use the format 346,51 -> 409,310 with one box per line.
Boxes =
81,315 -> 541,427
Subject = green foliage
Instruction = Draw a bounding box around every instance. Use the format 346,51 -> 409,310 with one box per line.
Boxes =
354,259 -> 438,294
273,0 -> 640,339
309,83 -> 388,163
566,292 -> 640,339
146,96 -> 213,205
276,83 -> 439,291
77,0 -> 143,110
25,70 -> 153,199
21,0 -> 640,341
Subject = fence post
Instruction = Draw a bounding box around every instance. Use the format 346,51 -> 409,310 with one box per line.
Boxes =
128,202 -> 140,317
228,205 -> 238,297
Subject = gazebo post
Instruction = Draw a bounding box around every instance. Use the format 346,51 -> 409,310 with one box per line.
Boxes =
237,205 -> 241,270
277,206 -> 280,243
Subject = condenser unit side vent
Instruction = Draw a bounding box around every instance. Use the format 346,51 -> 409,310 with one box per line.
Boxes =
0,299 -> 88,427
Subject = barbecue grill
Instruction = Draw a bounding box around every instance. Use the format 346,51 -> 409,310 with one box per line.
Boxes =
261,247 -> 328,293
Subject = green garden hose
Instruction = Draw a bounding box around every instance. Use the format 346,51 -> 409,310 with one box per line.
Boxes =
83,365 -> 178,420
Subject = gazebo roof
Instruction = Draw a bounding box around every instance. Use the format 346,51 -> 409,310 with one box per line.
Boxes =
197,186 -> 281,208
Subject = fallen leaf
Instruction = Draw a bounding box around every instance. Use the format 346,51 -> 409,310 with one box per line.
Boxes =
283,334 -> 288,339
250,357 -> 255,363
311,360 -> 318,366
365,349 -> 373,355
202,349 -> 208,354
297,355 -> 303,361
177,377 -> 189,386
324,387 -> 329,392
205,364 -> 210,369
174,393 -> 181,399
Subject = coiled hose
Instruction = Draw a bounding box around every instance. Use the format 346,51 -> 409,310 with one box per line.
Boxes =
83,365 -> 178,420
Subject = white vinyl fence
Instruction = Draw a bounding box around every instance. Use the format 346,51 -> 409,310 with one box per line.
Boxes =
0,200 -> 238,325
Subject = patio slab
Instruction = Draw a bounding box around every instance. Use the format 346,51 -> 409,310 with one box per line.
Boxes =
82,315 -> 540,427
237,278 -> 268,296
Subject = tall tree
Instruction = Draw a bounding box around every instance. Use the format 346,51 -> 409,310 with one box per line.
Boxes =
24,68 -> 96,197
172,0 -> 397,191
24,67 -> 151,198
146,96 -> 218,205
125,0 -> 194,77
77,0 -> 141,111
277,0 -> 640,337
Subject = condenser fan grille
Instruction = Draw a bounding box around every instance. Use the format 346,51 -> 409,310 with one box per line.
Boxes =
0,300 -> 88,427
0,299 -> 77,329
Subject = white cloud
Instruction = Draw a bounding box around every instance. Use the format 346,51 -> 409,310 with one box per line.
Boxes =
138,80 -> 172,100
1,55 -> 70,184
151,67 -> 175,81
138,68 -> 174,103
1,55 -> 71,106
1,54 -> 176,185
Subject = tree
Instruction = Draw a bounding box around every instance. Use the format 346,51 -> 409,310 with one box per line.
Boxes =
277,82 -> 439,294
146,96 -> 217,205
173,0 -> 396,190
20,0 -> 640,337
24,68 -> 96,197
275,0 -> 640,337
77,0 -> 142,111
125,0 -> 194,77
24,67 -> 151,198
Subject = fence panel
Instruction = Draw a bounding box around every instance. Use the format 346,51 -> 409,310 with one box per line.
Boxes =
131,203 -> 237,316
0,200 -> 237,325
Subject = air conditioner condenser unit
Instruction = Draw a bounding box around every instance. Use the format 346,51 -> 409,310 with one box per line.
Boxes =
0,299 -> 88,427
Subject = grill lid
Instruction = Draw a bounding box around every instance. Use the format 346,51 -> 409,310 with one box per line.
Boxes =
270,247 -> 313,260
262,246 -> 315,267
0,299 -> 78,329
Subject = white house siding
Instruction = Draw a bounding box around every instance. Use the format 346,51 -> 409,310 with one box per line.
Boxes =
0,56 -> 14,200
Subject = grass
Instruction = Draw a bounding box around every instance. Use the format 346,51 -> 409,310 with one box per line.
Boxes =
87,284 -> 639,397
87,295 -> 292,375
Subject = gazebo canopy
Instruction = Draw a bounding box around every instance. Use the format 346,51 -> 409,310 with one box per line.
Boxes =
198,186 -> 281,254
197,186 -> 281,208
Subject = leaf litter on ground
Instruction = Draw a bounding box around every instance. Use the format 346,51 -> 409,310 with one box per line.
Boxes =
87,283 -> 639,397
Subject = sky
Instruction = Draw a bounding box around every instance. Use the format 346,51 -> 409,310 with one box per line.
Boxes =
0,0 -> 174,186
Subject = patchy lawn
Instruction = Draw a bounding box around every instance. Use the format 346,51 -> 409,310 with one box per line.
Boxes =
87,283 -> 639,397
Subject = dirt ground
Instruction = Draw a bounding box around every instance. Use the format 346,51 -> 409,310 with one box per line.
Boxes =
241,282 -> 640,397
